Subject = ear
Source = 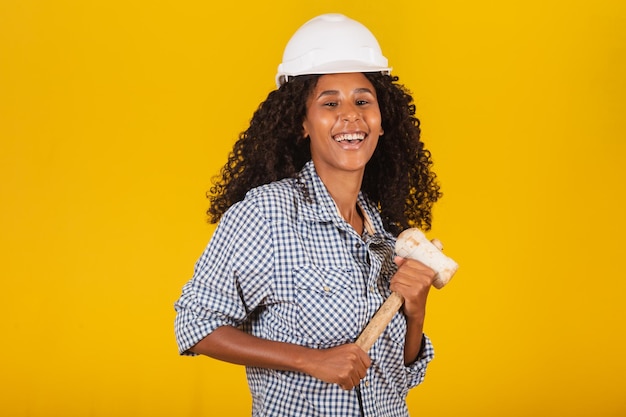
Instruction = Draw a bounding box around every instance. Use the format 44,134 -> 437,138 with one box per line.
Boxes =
302,120 -> 309,138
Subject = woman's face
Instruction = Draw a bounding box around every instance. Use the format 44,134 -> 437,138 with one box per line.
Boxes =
302,72 -> 383,179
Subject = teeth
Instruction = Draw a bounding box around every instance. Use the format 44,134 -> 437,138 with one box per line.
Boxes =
334,133 -> 365,142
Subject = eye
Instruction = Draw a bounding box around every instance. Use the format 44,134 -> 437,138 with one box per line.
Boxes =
323,101 -> 338,107
356,99 -> 369,106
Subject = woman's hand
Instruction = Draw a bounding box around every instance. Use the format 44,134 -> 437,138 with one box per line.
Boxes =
390,256 -> 436,321
302,344 -> 371,390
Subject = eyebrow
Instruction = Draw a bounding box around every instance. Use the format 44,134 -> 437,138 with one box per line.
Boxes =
315,87 -> 375,99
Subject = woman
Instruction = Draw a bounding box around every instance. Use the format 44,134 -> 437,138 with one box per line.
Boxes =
175,14 -> 442,416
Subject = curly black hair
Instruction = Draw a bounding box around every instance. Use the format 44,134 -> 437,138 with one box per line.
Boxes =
207,73 -> 441,234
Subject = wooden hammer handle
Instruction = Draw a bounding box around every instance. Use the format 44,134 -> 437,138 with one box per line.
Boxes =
355,292 -> 404,352
354,230 -> 457,352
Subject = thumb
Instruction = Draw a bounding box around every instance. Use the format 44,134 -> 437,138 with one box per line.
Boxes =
394,256 -> 407,266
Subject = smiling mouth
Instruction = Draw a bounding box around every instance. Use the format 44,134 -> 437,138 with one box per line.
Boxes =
333,132 -> 366,143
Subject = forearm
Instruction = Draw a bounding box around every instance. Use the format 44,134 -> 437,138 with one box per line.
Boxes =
390,257 -> 433,365
189,325 -> 313,374
403,315 -> 425,365
190,325 -> 371,390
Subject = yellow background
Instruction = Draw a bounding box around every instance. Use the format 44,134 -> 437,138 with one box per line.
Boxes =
2,0 -> 625,416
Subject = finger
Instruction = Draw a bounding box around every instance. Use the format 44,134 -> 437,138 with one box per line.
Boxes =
350,377 -> 359,390
357,349 -> 372,369
396,260 -> 436,281
340,375 -> 358,391
394,256 -> 406,266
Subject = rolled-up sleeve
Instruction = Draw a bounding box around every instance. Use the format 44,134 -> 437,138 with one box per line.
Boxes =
174,200 -> 274,355
405,333 -> 435,388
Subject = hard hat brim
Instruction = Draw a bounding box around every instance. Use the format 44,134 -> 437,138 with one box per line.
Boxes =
276,63 -> 392,87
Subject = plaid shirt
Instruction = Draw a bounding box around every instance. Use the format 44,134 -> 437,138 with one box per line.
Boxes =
175,160 -> 434,416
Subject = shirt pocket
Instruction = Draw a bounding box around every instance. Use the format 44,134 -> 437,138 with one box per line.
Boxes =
293,265 -> 359,346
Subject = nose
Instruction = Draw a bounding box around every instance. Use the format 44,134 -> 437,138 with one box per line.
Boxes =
341,104 -> 360,122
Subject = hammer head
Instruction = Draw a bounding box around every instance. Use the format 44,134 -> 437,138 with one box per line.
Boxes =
395,228 -> 459,289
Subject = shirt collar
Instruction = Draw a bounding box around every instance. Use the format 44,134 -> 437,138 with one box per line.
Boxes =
297,160 -> 337,224
296,161 -> 392,243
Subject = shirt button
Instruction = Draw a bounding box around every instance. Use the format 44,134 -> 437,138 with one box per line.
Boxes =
323,286 -> 330,292
369,286 -> 375,293
365,381 -> 370,387
355,242 -> 361,248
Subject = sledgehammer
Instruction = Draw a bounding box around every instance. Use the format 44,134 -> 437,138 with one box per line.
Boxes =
355,228 -> 458,352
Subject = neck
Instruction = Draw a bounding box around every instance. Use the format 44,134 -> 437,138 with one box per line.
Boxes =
313,163 -> 366,233
323,174 -> 364,234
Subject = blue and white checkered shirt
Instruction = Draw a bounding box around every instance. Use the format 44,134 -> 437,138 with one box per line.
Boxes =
175,160 -> 434,416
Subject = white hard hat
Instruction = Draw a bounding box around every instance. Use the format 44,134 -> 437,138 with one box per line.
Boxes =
276,13 -> 392,87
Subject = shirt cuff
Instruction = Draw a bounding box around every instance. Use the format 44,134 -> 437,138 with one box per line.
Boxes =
405,333 -> 435,385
